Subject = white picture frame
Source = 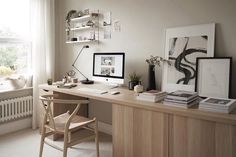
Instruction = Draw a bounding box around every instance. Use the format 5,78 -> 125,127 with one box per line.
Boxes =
162,23 -> 215,92
195,57 -> 232,98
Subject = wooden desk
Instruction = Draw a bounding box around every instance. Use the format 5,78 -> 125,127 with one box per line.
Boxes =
39,83 -> 236,157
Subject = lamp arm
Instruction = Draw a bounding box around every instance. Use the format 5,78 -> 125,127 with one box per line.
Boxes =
72,47 -> 89,80
72,64 -> 89,80
72,47 -> 84,66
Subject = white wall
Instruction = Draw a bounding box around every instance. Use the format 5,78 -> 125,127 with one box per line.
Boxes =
55,0 -> 236,123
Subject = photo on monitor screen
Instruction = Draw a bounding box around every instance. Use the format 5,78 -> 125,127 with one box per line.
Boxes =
93,53 -> 124,79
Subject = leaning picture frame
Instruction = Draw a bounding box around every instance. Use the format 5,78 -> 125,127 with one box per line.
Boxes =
162,23 -> 215,92
195,57 -> 232,98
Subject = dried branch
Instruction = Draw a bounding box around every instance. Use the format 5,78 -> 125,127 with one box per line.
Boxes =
146,55 -> 171,66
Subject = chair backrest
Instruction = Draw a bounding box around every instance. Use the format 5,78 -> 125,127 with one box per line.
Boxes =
40,94 -> 89,131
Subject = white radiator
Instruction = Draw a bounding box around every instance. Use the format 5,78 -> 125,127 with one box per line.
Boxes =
0,96 -> 33,123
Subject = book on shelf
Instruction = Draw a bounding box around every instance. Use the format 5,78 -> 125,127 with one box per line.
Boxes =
166,90 -> 198,101
163,98 -> 199,109
164,96 -> 198,104
198,105 -> 230,113
200,97 -> 236,107
136,90 -> 167,102
136,94 -> 166,103
199,97 -> 236,113
140,90 -> 166,95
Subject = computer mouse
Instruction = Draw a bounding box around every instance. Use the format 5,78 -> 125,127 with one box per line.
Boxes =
110,91 -> 120,95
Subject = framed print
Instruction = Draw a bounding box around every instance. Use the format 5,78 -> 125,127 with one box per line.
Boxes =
195,57 -> 232,98
162,23 -> 215,92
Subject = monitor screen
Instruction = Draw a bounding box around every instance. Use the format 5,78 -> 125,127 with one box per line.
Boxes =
93,53 -> 125,84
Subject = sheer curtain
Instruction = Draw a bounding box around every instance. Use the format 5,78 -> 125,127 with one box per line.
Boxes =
31,0 -> 55,129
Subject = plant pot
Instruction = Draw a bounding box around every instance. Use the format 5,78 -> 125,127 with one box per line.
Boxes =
147,64 -> 156,91
129,81 -> 141,90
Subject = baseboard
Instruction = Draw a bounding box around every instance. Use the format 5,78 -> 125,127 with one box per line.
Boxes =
98,121 -> 112,135
0,117 -> 32,136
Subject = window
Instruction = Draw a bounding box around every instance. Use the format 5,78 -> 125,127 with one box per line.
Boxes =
0,0 -> 31,78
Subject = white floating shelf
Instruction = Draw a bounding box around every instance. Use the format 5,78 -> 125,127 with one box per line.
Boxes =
66,26 -> 93,32
70,13 -> 99,22
65,40 -> 98,44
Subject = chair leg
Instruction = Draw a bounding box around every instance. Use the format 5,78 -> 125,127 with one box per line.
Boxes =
63,132 -> 69,157
39,126 -> 46,157
95,120 -> 99,157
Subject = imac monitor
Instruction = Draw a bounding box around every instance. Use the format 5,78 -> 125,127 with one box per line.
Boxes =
93,52 -> 125,85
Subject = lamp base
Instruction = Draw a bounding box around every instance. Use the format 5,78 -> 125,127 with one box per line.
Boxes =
80,79 -> 94,84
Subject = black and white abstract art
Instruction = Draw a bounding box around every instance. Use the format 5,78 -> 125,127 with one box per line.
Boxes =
168,36 -> 207,85
162,23 -> 215,92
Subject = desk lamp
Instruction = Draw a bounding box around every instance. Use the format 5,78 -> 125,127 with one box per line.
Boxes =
72,45 -> 94,84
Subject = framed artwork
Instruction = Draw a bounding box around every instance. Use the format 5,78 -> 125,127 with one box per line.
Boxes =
162,23 -> 215,92
195,57 -> 232,98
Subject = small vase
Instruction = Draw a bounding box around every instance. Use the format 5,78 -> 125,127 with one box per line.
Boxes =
147,65 -> 156,91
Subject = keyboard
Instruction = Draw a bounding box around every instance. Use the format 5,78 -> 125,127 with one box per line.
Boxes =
77,88 -> 108,94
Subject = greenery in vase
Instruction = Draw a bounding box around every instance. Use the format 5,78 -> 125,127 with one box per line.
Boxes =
146,55 -> 171,66
129,72 -> 141,82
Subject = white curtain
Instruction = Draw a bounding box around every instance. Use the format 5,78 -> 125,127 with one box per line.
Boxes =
31,0 -> 55,129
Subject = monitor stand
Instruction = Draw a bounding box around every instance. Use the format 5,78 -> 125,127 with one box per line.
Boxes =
81,78 -> 94,84
105,83 -> 119,89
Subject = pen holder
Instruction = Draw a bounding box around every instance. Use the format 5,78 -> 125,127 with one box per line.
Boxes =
47,79 -> 53,85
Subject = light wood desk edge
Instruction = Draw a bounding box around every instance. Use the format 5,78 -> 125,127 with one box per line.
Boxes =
38,83 -> 236,125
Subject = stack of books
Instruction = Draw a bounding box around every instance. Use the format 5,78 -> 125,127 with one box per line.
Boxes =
136,90 -> 167,102
199,97 -> 236,113
163,90 -> 198,108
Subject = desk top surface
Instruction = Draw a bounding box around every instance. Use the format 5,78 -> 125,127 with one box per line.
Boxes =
39,83 -> 236,125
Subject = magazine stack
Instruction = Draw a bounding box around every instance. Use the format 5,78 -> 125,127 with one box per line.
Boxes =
136,90 -> 167,102
163,90 -> 199,108
199,97 -> 236,113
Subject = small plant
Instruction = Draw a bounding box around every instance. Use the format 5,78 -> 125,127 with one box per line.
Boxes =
129,72 -> 141,82
146,55 -> 171,66
65,10 -> 77,26
128,72 -> 141,90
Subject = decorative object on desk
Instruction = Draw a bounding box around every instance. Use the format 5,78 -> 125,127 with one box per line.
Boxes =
199,97 -> 236,113
62,75 -> 67,84
47,78 -> 53,85
195,57 -> 232,98
164,90 -> 199,108
66,70 -> 75,83
134,85 -> 144,93
136,90 -> 167,102
146,55 -> 171,91
72,45 -> 94,84
162,23 -> 215,93
67,70 -> 76,77
72,78 -> 78,83
128,72 -> 141,90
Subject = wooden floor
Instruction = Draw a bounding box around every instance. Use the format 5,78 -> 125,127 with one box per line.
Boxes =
0,129 -> 112,157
